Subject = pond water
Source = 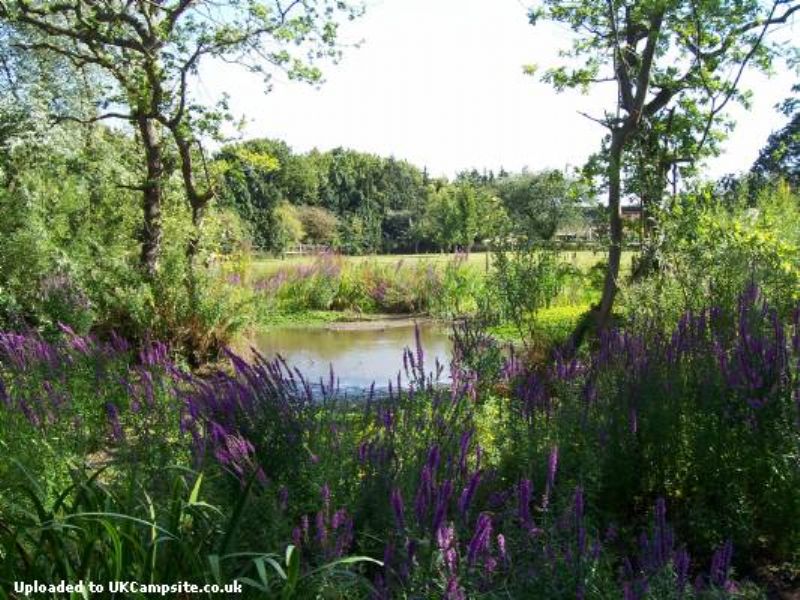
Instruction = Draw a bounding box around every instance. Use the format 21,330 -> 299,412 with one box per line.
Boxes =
249,320 -> 452,394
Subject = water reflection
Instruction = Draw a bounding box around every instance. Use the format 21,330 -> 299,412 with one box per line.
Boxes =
250,320 -> 452,392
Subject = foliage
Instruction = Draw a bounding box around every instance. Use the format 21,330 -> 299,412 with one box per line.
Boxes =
253,253 -> 484,317
481,246 -> 575,345
421,183 -> 507,252
0,0 -> 364,273
297,205 -> 340,247
215,139 -> 601,255
624,184 -> 800,329
531,0 -> 800,331
274,202 -> 305,254
3,283 -> 798,596
0,119 -> 255,357
751,83 -> 800,190
494,170 -> 586,241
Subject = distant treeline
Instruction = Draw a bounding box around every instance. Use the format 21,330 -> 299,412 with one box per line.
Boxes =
215,139 -> 602,254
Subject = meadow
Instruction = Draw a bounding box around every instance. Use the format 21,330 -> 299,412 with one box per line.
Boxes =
248,250 -> 634,280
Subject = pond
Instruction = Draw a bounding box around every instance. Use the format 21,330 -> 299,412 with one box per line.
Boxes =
248,319 -> 453,395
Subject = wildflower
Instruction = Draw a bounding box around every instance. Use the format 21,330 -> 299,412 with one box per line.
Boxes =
105,402 -> 123,441
315,510 -> 327,546
457,470 -> 481,518
517,479 -> 533,531
432,480 -> 452,534
674,548 -> 690,595
543,445 -> 559,509
467,512 -> 492,566
444,576 -> 465,600
497,533 -> 507,563
391,488 -> 405,531
709,540 -> 733,589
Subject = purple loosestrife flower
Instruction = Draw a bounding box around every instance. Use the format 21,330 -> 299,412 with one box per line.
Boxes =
432,480 -> 453,534
331,508 -> 347,530
390,488 -> 406,531
543,445 -> 559,509
496,533 -> 508,565
315,510 -> 328,546
674,548 -> 691,596
333,511 -> 354,558
292,527 -> 302,548
458,429 -> 473,476
467,512 -> 493,567
484,555 -> 498,576
457,470 -> 481,518
709,540 -> 733,589
517,479 -> 533,532
415,465 -> 433,524
414,323 -> 424,379
444,576 -> 465,600
436,523 -> 459,574
105,402 -> 123,441
427,444 -> 441,475
213,432 -> 259,483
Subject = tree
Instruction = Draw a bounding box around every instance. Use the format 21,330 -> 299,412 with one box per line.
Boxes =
216,140 -> 282,251
752,83 -> 800,189
273,200 -> 304,254
0,0 -> 362,276
494,170 -> 584,242
296,205 -> 339,246
531,0 -> 800,340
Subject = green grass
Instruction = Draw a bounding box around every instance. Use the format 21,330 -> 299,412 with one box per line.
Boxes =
254,310 -> 394,328
249,250 -> 634,280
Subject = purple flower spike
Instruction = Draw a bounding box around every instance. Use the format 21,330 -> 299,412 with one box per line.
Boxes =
105,402 -> 123,441
444,576 -> 465,600
543,445 -> 559,509
518,479 -> 533,531
391,487 -> 406,531
458,470 -> 481,518
675,548 -> 691,595
467,512 -> 493,566
497,533 -> 507,563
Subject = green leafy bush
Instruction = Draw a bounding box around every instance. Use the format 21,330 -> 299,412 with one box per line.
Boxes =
624,183 -> 800,330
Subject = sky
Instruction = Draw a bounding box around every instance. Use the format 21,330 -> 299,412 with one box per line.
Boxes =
196,0 -> 799,181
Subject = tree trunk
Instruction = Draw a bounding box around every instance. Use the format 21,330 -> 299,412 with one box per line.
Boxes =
567,130 -> 627,350
595,132 -> 625,330
136,116 -> 164,278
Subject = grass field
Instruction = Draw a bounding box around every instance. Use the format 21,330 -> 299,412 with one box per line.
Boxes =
249,249 -> 635,280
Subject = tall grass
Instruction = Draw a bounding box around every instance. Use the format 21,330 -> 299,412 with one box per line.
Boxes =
252,252 -> 485,317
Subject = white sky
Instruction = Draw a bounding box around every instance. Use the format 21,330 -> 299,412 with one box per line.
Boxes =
197,0 -> 798,181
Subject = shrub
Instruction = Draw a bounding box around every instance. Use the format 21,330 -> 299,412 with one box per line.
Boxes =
624,183 -> 800,330
297,205 -> 339,247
